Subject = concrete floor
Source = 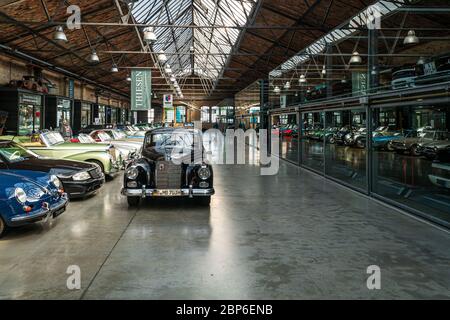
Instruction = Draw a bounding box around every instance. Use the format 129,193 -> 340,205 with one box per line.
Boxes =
0,160 -> 449,299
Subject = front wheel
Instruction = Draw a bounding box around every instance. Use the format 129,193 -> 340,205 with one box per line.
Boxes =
386,142 -> 395,152
196,197 -> 211,206
410,145 -> 421,156
0,216 -> 7,238
356,139 -> 365,149
127,197 -> 140,207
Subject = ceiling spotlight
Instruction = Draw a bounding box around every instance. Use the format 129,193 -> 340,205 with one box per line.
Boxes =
170,75 -> 176,82
274,86 -> 281,94
417,56 -> 426,65
89,50 -> 100,63
126,75 -> 132,82
322,65 -> 327,75
190,46 -> 194,52
158,51 -> 168,62
165,64 -> 172,74
299,74 -> 307,84
349,51 -> 362,64
143,27 -> 157,43
284,81 -> 291,89
404,30 -> 419,45
53,26 -> 67,42
111,64 -> 119,73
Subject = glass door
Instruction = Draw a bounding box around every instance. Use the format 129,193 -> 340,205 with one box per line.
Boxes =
57,99 -> 72,129
301,111 -> 325,172
324,108 -> 368,191
81,103 -> 91,128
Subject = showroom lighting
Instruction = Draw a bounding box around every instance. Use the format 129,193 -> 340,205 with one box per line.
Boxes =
158,51 -> 168,63
322,65 -> 326,75
170,76 -> 176,82
53,26 -> 67,42
299,74 -> 307,84
417,57 -> 426,65
89,50 -> 100,63
165,64 -> 172,74
274,86 -> 281,94
126,75 -> 132,82
349,51 -> 362,64
110,64 -> 119,73
143,27 -> 157,43
404,30 -> 419,45
284,81 -> 291,89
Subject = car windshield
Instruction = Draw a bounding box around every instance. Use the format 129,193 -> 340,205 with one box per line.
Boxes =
98,132 -> 112,142
422,131 -> 436,139
0,142 -> 38,162
42,132 -> 65,146
112,130 -> 127,139
78,134 -> 96,143
147,131 -> 202,149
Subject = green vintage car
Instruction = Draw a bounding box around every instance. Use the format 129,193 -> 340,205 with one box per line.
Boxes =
3,131 -> 121,176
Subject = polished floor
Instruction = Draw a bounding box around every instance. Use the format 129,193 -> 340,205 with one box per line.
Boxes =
0,160 -> 449,299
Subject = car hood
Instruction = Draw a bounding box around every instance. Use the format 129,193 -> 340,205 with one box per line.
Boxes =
0,170 -> 53,200
6,157 -> 95,177
421,140 -> 450,148
55,142 -> 110,151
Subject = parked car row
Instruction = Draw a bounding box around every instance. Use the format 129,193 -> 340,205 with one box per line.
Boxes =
303,124 -> 450,162
0,124 -> 152,237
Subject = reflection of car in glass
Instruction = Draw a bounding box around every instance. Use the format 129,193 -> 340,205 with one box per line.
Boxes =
391,64 -> 416,90
335,126 -> 352,145
122,128 -> 215,207
418,131 -> 450,160
415,52 -> 450,86
391,130 -> 435,156
0,140 -> 104,199
0,171 -> 68,238
344,128 -> 367,148
429,163 -> 450,189
6,132 -> 121,176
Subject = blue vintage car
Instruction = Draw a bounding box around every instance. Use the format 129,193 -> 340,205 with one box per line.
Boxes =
0,170 -> 68,237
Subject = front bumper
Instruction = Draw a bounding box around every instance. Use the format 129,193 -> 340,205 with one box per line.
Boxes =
63,177 -> 105,198
121,187 -> 215,198
8,194 -> 69,227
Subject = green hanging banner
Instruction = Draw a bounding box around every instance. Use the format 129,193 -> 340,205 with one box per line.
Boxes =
131,69 -> 152,111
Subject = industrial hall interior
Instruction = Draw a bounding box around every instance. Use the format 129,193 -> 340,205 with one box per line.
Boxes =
0,0 -> 449,301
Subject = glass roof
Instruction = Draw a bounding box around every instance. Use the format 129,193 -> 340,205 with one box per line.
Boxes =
269,0 -> 406,78
132,0 -> 259,94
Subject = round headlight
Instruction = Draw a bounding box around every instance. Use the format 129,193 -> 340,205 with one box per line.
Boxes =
73,171 -> 91,181
15,188 -> 28,204
126,166 -> 139,180
51,175 -> 63,189
198,167 -> 211,180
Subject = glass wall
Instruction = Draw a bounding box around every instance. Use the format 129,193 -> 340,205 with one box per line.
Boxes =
324,108 -> 367,190
272,113 -> 299,163
371,103 -> 450,225
301,111 -> 324,172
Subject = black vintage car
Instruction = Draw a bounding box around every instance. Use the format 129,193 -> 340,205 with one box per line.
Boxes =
0,140 -> 105,199
122,128 -> 214,207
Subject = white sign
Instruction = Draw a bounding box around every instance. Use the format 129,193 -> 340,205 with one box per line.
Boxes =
163,94 -> 173,109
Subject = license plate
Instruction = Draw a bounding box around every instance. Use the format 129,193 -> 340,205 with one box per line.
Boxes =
53,206 -> 66,218
152,190 -> 183,197
424,62 -> 437,75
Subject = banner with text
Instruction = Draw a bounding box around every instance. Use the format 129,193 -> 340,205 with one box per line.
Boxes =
131,69 -> 152,111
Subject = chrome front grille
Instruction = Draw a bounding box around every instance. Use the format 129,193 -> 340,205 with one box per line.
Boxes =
155,161 -> 181,189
